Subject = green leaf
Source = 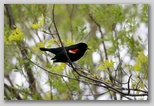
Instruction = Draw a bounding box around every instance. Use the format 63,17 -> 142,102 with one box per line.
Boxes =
30,14 -> 44,29
137,52 -> 148,63
97,60 -> 115,71
49,63 -> 66,73
66,39 -> 75,46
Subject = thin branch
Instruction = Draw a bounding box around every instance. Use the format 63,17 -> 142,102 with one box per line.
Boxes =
47,20 -> 57,39
52,5 -> 70,58
52,5 -> 80,74
52,5 -> 64,47
89,14 -> 114,83
127,74 -> 132,94
89,14 -> 108,60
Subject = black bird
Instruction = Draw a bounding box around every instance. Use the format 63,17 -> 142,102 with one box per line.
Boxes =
40,42 -> 88,62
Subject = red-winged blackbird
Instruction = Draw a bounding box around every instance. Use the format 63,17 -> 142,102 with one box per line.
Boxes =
40,42 -> 88,62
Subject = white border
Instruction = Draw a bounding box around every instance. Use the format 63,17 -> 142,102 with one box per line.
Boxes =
1,0 -> 153,106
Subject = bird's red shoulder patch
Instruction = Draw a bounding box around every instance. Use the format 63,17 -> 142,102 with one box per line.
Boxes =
68,48 -> 79,54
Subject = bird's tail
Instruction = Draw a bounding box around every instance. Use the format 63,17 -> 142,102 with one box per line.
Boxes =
40,47 -> 62,54
40,48 -> 51,51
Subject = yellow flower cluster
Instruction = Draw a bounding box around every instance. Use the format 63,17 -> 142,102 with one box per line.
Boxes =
8,26 -> 24,42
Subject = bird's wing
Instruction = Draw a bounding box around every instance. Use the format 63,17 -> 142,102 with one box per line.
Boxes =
51,49 -> 67,61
